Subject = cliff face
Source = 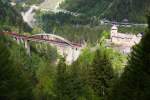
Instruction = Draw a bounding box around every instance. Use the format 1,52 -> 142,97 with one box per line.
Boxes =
61,0 -> 150,23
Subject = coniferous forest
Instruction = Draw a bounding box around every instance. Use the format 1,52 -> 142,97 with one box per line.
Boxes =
0,0 -> 150,100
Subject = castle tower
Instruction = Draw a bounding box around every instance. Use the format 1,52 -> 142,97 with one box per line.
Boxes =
110,25 -> 118,42
111,25 -> 118,36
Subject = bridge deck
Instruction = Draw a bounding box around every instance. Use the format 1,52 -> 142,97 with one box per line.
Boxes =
1,32 -> 82,48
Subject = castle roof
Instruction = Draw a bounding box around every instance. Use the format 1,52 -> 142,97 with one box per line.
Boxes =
111,25 -> 118,30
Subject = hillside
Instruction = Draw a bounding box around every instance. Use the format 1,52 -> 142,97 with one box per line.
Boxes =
60,0 -> 150,23
0,0 -> 31,32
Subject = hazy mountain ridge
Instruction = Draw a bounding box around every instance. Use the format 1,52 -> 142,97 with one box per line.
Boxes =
60,0 -> 150,23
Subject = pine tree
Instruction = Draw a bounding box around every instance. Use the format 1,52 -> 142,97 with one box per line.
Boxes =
108,15 -> 150,100
54,58 -> 70,100
55,58 -> 92,100
88,48 -> 114,99
67,61 -> 87,100
0,35 -> 33,100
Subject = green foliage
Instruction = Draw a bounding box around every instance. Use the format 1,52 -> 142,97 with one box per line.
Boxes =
34,61 -> 56,100
6,36 -> 58,99
108,15 -> 150,100
88,48 -> 114,99
36,12 -> 93,32
61,0 -> 113,17
104,0 -> 149,23
102,31 -> 110,39
0,35 -> 33,100
61,0 -> 150,23
106,48 -> 127,76
118,26 -> 146,34
67,61 -> 91,100
31,26 -> 44,35
30,43 -> 58,63
36,12 -> 110,44
54,58 -> 70,100
54,58 -> 93,100
78,47 -> 95,66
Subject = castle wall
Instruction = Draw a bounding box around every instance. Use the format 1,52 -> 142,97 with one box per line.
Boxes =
110,25 -> 142,53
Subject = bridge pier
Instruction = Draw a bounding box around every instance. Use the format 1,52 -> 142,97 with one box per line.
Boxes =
24,40 -> 30,55
15,37 -> 20,44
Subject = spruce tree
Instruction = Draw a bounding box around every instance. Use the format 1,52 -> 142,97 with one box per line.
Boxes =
55,58 -> 91,100
88,48 -> 114,99
108,15 -> 150,100
55,58 -> 70,100
0,35 -> 33,100
67,61 -> 87,100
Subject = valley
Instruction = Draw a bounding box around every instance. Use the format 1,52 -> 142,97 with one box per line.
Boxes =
0,0 -> 150,100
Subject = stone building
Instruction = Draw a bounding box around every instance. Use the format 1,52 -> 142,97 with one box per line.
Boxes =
110,25 -> 142,53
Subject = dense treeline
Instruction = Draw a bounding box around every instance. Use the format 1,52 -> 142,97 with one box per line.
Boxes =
61,0 -> 150,23
0,35 -> 33,99
0,34 -> 59,99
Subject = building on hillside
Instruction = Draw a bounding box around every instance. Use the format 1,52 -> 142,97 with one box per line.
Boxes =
110,25 -> 142,54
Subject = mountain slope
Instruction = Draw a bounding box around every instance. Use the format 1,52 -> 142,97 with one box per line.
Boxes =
61,0 -> 150,23
104,0 -> 150,23
60,0 -> 113,16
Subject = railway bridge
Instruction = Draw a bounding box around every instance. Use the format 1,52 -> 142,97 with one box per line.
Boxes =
2,32 -> 83,64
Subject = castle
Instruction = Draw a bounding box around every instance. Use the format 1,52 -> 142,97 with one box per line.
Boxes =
110,25 -> 142,53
